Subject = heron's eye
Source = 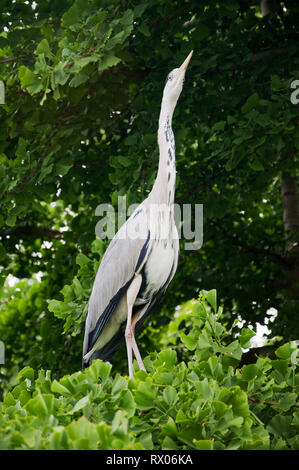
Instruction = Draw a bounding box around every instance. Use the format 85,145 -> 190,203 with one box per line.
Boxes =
168,75 -> 173,81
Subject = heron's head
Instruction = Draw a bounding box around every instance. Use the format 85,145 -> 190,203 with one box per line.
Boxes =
163,50 -> 193,105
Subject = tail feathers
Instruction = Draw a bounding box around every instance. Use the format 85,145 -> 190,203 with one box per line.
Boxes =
82,350 -> 108,369
82,342 -> 120,369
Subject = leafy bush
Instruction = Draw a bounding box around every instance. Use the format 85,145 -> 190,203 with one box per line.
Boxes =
0,291 -> 298,450
0,276 -> 82,396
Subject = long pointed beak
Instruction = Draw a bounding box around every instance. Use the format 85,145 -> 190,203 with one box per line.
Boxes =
180,50 -> 193,71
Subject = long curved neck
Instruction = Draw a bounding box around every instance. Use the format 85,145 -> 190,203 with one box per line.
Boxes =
150,95 -> 177,205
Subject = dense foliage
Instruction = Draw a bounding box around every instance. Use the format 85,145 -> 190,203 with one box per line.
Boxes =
0,0 -> 298,450
0,292 -> 298,450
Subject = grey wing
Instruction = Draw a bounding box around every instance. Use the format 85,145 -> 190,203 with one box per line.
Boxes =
135,229 -> 179,331
82,207 -> 150,362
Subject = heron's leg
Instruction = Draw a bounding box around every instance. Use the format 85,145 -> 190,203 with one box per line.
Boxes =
130,314 -> 146,372
125,274 -> 142,378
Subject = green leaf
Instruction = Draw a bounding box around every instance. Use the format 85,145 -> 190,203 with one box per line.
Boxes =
18,390 -> 31,406
162,386 -> 178,406
161,417 -> 177,439
48,299 -> 70,318
25,393 -> 56,417
69,72 -> 89,87
213,121 -> 226,131
53,63 -> 69,86
135,380 -> 156,410
241,364 -> 260,381
194,440 -> 214,450
224,0 -> 239,11
72,277 -> 84,297
273,438 -> 289,450
221,386 -> 250,418
111,374 -> 127,395
55,158 -> 73,176
271,359 -> 288,376
38,162 -> 53,180
36,39 -> 53,58
224,340 -> 243,360
119,390 -> 136,417
212,400 -> 229,418
195,378 -> 212,401
124,133 -> 138,146
98,55 -> 121,72
206,289 -> 217,312
275,342 -> 298,362
153,349 -> 177,369
76,253 -> 91,267
18,366 -> 35,382
278,393 -> 297,411
120,9 -> 134,27
85,359 -> 112,383
66,416 -> 98,449
152,371 -> 174,385
271,75 -> 283,91
67,395 -> 90,415
3,392 -> 16,407
225,150 -> 244,171
180,330 -> 198,351
249,158 -> 264,171
267,415 -> 292,436
19,66 -> 42,95
162,436 -> 179,450
6,213 -> 16,227
175,409 -> 188,423
138,22 -> 150,37
117,156 -> 131,167
48,429 -> 69,450
239,328 -> 255,348
134,3 -> 148,17
16,137 -> 28,158
51,379 -> 72,396
61,1 -> 80,28
242,92 -> 259,114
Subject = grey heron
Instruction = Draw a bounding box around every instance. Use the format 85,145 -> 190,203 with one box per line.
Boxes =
83,51 -> 193,377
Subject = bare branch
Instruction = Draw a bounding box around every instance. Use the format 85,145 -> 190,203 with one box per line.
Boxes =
0,54 -> 33,64
248,396 -> 299,408
212,219 -> 286,265
1,226 -> 64,240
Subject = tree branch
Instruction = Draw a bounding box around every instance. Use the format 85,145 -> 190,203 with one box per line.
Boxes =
240,343 -> 283,366
212,219 -> 286,265
248,396 -> 299,408
177,169 -> 226,203
1,226 -> 63,240
0,54 -> 33,64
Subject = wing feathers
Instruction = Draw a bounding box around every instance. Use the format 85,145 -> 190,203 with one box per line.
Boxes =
87,275 -> 133,354
83,208 -> 150,362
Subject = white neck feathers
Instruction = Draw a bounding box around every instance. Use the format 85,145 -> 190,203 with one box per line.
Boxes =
150,96 -> 177,205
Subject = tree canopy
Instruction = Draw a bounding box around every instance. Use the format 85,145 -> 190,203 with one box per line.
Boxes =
0,0 -> 298,382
